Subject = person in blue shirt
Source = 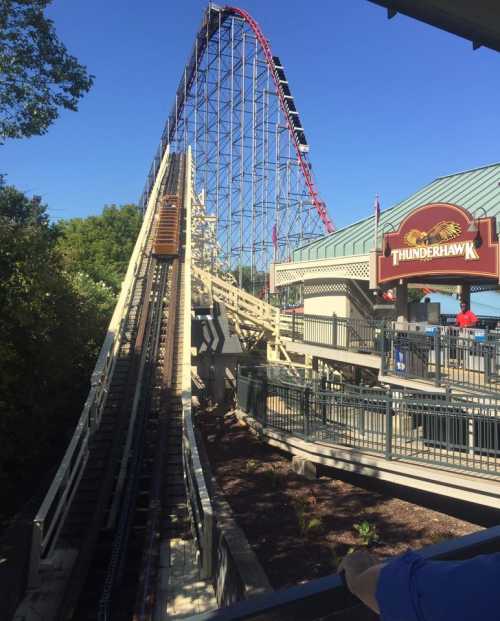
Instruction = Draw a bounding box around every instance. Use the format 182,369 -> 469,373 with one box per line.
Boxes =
338,548 -> 500,620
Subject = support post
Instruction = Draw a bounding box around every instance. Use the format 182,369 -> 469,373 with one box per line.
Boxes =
303,386 -> 311,438
332,313 -> 337,348
385,396 -> 393,460
261,375 -> 268,427
321,374 -> 327,425
28,520 -> 43,588
484,334 -> 492,384
434,330 -> 442,386
380,321 -> 387,374
395,280 -> 408,326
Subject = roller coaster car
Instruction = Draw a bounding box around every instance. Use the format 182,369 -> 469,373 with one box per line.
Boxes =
152,194 -> 181,259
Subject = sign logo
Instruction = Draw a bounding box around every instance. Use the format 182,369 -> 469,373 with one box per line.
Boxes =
404,221 -> 461,247
377,203 -> 498,284
391,221 -> 479,266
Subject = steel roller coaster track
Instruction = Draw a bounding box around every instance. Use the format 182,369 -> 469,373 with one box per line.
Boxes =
141,4 -> 334,294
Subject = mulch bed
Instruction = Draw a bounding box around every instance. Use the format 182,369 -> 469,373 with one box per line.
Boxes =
197,406 -> 481,590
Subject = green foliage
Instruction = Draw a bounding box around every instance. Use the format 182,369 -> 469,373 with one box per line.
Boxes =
230,266 -> 268,296
304,516 -> 323,537
1,188 -> 85,489
0,187 -> 139,524
293,496 -> 323,538
245,459 -> 259,474
0,0 -> 94,141
408,288 -> 425,303
353,520 -> 380,547
56,204 -> 142,293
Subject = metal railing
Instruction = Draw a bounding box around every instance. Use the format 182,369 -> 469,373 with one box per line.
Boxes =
183,409 -> 214,579
281,313 -> 385,355
280,313 -> 500,393
238,367 -> 500,477
190,525 -> 500,620
384,326 -> 500,393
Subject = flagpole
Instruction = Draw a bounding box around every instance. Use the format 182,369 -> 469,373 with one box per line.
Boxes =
272,223 -> 277,262
373,194 -> 380,251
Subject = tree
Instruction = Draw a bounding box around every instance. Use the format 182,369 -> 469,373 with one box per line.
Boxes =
0,188 -> 136,522
0,0 -> 94,141
56,204 -> 142,294
0,186 -> 83,494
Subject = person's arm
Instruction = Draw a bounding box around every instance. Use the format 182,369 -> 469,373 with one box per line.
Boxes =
470,311 -> 479,327
340,550 -> 500,621
338,550 -> 385,613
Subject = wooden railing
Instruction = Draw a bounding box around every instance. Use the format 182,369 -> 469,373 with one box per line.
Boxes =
28,147 -> 172,588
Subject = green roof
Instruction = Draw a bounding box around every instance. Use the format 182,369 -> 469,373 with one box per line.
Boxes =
293,162 -> 500,262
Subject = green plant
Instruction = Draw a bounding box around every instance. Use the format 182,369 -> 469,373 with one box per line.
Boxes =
245,459 -> 259,474
353,521 -> 380,547
292,497 -> 322,538
304,516 -> 323,537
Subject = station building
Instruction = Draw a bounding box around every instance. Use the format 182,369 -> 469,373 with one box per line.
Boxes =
271,162 -> 500,392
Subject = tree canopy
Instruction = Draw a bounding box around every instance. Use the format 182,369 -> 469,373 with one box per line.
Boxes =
56,204 -> 142,293
0,187 -> 141,525
0,0 -> 94,141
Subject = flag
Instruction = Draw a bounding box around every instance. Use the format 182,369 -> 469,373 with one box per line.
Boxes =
374,194 -> 380,224
272,224 -> 278,250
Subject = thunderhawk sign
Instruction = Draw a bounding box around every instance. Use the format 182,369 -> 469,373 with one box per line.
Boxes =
378,203 -> 499,284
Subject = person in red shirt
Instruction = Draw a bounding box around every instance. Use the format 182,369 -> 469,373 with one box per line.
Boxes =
455,302 -> 478,328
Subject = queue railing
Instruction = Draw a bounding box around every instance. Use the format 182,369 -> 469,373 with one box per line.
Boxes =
279,313 -> 500,394
237,367 -> 500,477
384,326 -> 500,393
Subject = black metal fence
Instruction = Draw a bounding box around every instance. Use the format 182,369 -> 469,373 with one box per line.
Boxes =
282,313 -> 383,355
384,326 -> 500,393
238,366 -> 500,476
281,313 -> 500,393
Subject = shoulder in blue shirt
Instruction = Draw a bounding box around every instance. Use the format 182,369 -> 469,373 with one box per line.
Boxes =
376,550 -> 500,621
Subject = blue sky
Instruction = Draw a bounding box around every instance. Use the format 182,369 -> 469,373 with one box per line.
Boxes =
1,0 -> 499,229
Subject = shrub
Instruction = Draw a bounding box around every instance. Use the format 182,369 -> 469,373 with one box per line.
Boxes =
245,459 -> 259,474
353,520 -> 380,547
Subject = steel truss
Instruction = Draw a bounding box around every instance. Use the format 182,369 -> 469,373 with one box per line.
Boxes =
141,4 -> 333,294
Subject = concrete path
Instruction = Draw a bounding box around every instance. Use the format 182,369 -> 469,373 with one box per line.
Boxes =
154,537 -> 217,620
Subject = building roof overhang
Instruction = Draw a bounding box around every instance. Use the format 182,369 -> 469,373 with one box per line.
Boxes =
367,0 -> 500,53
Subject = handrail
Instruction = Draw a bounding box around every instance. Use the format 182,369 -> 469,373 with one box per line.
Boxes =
170,526 -> 500,620
349,279 -> 374,318
28,147 -> 172,588
183,150 -> 215,578
192,265 -> 280,334
238,366 -> 500,476
183,410 -> 214,578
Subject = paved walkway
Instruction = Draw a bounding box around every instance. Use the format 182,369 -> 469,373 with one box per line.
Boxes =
154,537 -> 217,620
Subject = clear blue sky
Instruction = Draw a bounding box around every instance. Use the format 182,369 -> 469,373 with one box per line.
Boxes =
1,0 -> 499,229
